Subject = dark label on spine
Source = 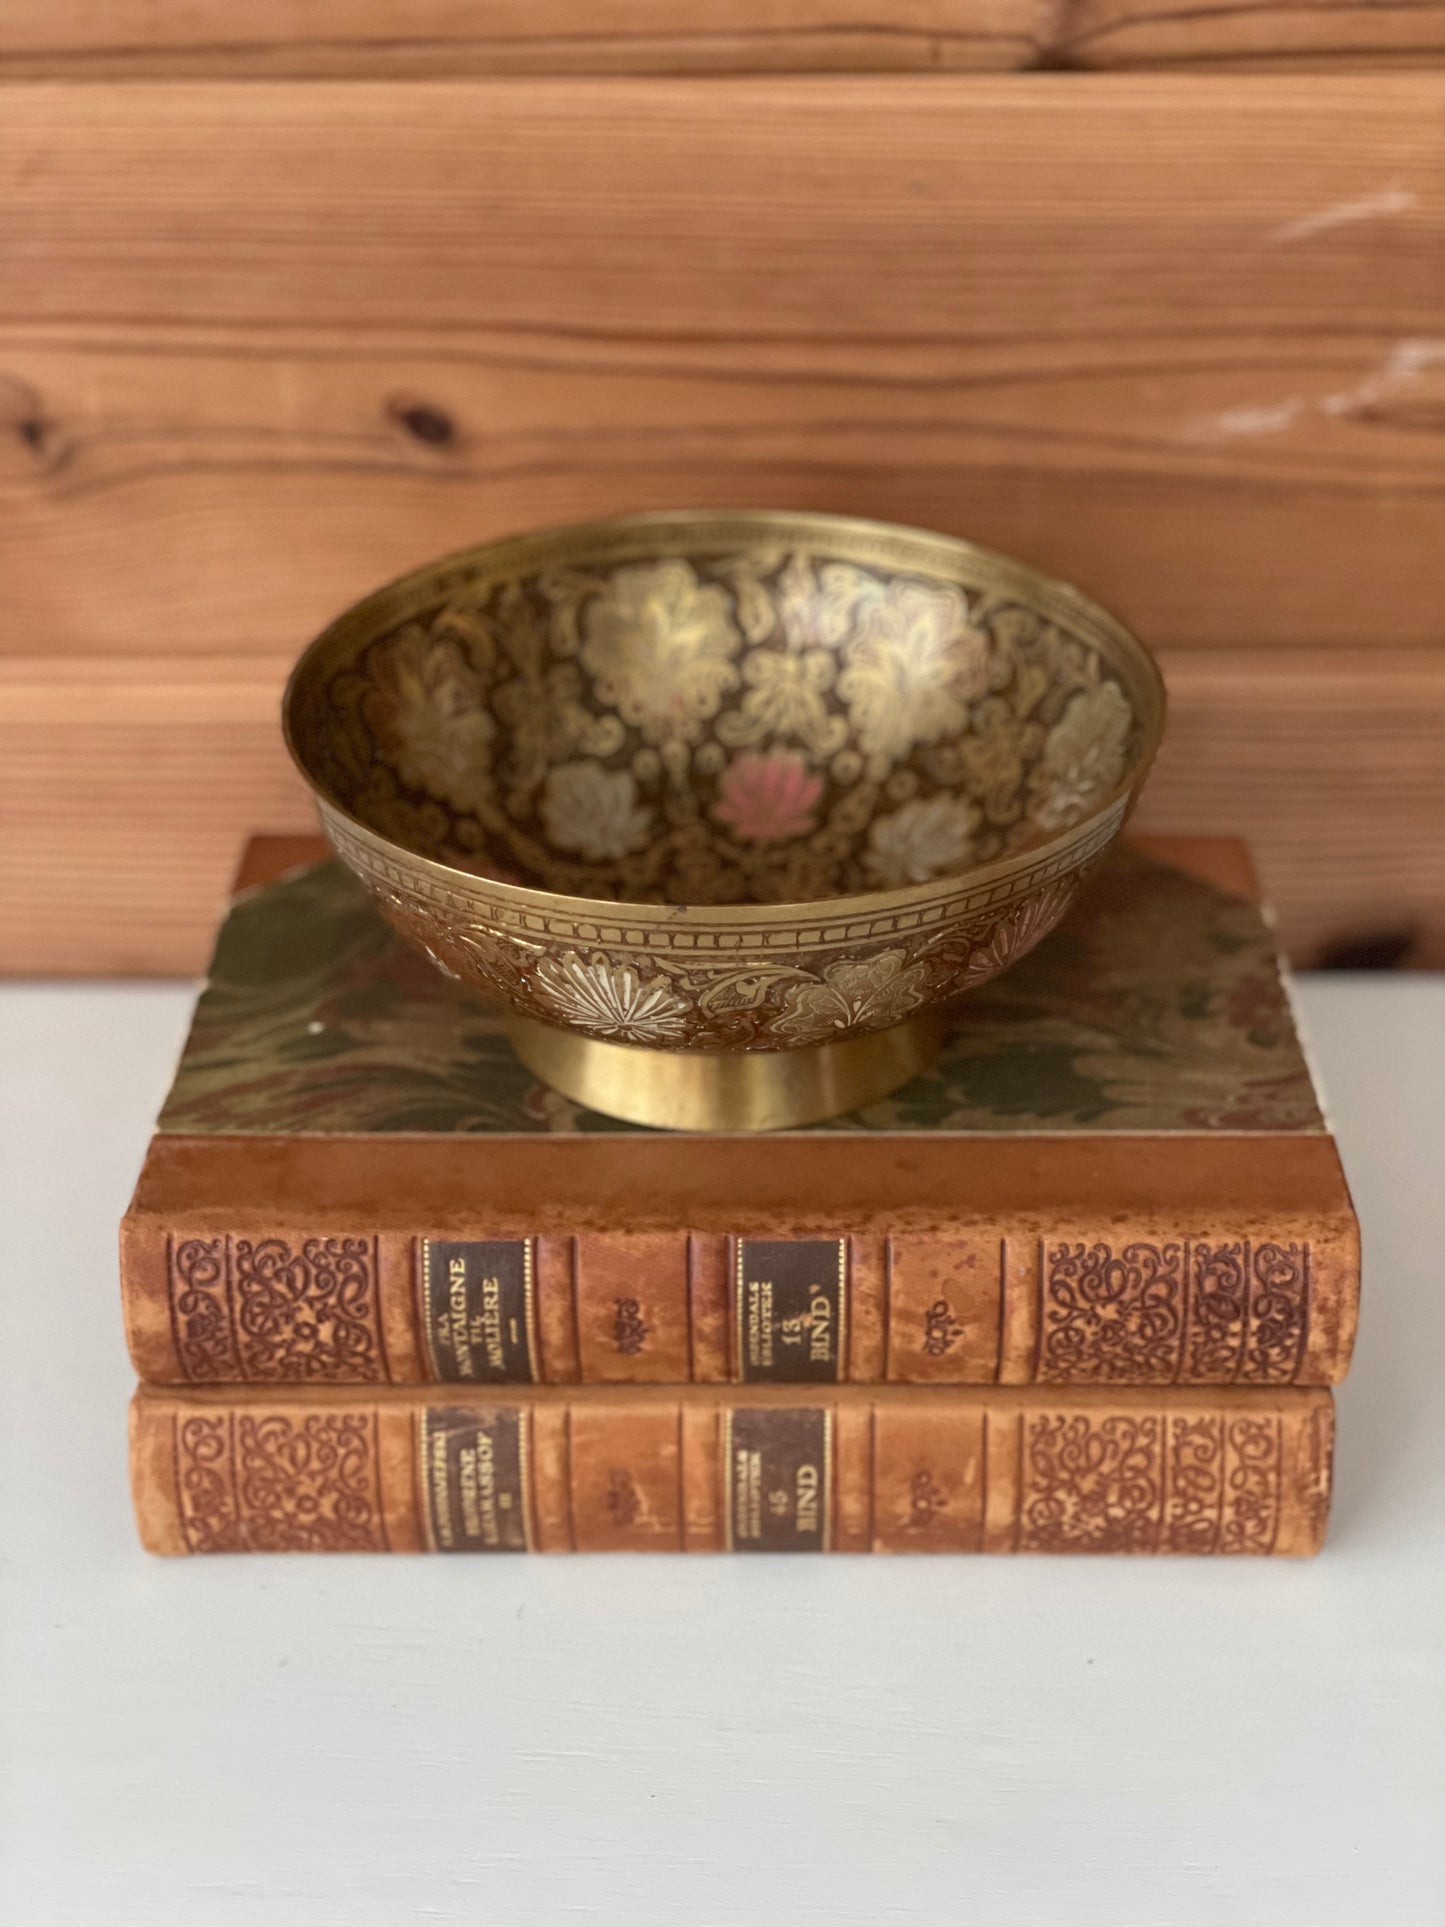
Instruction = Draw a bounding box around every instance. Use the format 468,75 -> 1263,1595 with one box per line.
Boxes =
420,1239 -> 537,1384
725,1408 -> 833,1552
734,1238 -> 847,1382
419,1406 -> 530,1552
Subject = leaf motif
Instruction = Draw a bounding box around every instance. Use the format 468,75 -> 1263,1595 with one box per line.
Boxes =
733,577 -> 777,645
1010,660 -> 1050,720
715,550 -> 787,644
695,964 -> 809,1015
431,604 -> 498,678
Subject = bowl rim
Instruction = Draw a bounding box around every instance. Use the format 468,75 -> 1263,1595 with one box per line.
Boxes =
283,507 -> 1167,929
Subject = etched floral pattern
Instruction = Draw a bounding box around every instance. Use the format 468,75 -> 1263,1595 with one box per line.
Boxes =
951,698 -> 1041,824
1032,681 -> 1133,830
837,581 -> 990,773
542,761 -> 652,861
312,537 -> 1145,911
776,554 -> 871,650
864,794 -> 982,887
531,952 -> 693,1044
955,878 -> 1080,987
362,624 -> 493,810
289,526 -> 1160,1053
580,558 -> 739,746
717,643 -> 846,759
159,843 -> 1324,1137
772,949 -> 934,1045
712,752 -> 824,843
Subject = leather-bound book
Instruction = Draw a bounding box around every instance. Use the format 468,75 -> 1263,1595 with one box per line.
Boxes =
132,1382 -> 1334,1556
122,835 -> 1359,1393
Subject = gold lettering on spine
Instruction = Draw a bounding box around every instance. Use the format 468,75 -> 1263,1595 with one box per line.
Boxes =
421,1408 -> 449,1551
724,1413 -> 757,1548
474,1266 -> 505,1376
795,1460 -> 820,1536
451,1256 -> 476,1376
724,1408 -> 833,1550
418,1407 -> 531,1552
517,1408 -> 532,1550
419,1240 -> 538,1384
735,1240 -> 848,1383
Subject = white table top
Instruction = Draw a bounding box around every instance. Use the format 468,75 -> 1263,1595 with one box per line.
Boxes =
2,977 -> 1442,1927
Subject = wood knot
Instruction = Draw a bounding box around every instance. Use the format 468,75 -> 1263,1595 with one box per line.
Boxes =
387,397 -> 457,448
0,374 -> 66,478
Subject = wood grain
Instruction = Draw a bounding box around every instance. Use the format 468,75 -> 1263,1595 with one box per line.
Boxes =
2,80 -> 1442,971
0,3 -> 1047,79
5,321 -> 1445,660
5,650 -> 1442,976
2,0 -> 1442,75
1058,0 -> 1445,70
2,78 -> 1443,660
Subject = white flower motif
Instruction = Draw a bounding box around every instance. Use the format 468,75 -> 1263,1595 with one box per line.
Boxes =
581,558 -> 739,745
864,794 -> 982,888
532,952 -> 693,1045
837,581 -> 990,770
541,761 -> 652,861
1033,682 -> 1133,830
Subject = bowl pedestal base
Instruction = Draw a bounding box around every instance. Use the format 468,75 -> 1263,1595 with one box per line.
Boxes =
504,1010 -> 949,1132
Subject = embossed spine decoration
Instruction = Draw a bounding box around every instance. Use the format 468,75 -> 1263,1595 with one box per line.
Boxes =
168,1237 -> 241,1381
166,1234 -> 385,1385
169,1408 -> 387,1553
131,1386 -> 1333,1557
1017,1408 -> 1290,1555
234,1237 -> 381,1382
146,1225 -> 1337,1387
125,835 -> 1359,1391
1039,1238 -> 1311,1386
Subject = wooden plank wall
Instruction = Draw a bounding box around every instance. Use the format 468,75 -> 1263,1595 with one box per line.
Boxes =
2,74 -> 1443,973
5,0 -> 1445,75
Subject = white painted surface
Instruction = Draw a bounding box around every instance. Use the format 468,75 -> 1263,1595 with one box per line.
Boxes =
1,978 -> 1442,1927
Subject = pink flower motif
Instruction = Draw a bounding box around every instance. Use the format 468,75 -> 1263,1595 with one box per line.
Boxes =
712,751 -> 824,844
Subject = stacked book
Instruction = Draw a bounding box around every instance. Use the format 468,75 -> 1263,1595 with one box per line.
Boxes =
122,833 -> 1358,1556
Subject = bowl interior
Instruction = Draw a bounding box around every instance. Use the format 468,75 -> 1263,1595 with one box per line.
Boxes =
288,516 -> 1157,908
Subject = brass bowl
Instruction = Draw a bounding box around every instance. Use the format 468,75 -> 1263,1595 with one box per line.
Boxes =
284,511 -> 1165,1130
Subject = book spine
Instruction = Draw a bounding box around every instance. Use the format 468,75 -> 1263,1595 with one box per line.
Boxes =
122,1215 -> 1360,1390
130,1384 -> 1335,1557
